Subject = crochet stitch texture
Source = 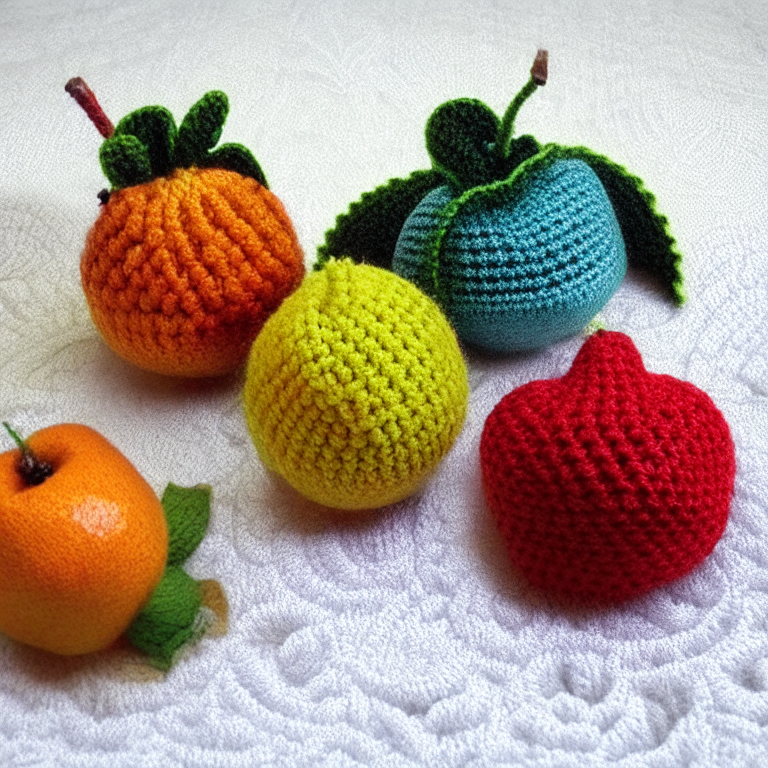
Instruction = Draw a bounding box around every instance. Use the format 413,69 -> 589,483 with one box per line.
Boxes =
81,167 -> 304,377
393,158 -> 627,352
480,330 -> 736,603
244,259 -> 469,510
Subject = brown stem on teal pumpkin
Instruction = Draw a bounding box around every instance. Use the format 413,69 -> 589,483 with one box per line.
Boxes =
3,422 -> 54,487
65,77 -> 115,139
494,49 -> 548,161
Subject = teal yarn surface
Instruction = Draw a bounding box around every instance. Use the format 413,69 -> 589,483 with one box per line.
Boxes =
392,158 -> 627,352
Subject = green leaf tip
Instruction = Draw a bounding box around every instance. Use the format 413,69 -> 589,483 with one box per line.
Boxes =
316,169 -> 445,271
114,106 -> 177,178
126,566 -> 207,671
161,482 -> 212,567
100,134 -> 153,189
175,91 -> 229,169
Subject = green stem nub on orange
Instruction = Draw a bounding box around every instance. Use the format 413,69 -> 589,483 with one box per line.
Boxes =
66,77 -> 115,139
3,422 -> 54,487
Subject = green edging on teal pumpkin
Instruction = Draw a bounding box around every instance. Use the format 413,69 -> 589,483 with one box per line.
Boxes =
315,169 -> 445,271
101,91 -> 268,190
424,144 -> 684,306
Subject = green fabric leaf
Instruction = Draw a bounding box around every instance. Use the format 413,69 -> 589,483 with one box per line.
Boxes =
549,145 -> 685,304
161,483 -> 212,567
425,99 -> 504,191
99,134 -> 153,189
113,106 -> 177,178
126,566 -> 204,671
175,91 -> 229,168
202,143 -> 268,188
316,169 -> 445,271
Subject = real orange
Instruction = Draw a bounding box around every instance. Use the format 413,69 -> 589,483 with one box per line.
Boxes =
81,167 -> 304,377
0,424 -> 168,655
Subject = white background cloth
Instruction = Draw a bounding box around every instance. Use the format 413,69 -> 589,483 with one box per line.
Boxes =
1,1 -> 767,765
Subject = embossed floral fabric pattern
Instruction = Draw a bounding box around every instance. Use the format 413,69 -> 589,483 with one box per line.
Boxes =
0,1 -> 767,767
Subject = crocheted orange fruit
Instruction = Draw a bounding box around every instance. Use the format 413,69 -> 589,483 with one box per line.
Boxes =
0,423 -> 217,669
67,79 -> 304,377
480,331 -> 736,603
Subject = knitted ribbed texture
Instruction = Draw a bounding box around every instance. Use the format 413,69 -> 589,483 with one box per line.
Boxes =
243,259 -> 469,510
393,158 -> 626,352
480,331 -> 736,603
81,167 -> 304,377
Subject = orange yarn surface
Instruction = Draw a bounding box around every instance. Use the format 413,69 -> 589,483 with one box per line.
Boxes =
81,167 -> 304,377
0,424 -> 168,655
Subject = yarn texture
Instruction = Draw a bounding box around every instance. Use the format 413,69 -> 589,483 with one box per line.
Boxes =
81,167 -> 304,377
480,330 -> 736,603
393,156 -> 627,352
244,259 -> 469,510
319,51 -> 684,354
71,86 -> 303,377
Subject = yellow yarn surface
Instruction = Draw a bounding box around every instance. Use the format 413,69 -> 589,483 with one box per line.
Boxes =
243,259 -> 469,509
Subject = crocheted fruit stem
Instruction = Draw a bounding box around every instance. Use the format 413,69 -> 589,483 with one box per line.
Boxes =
495,49 -> 548,160
65,77 -> 114,138
2,422 -> 54,487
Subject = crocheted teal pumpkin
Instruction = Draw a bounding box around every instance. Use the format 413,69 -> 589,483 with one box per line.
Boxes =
317,51 -> 683,353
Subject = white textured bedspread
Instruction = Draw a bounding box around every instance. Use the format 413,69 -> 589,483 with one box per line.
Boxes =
1,1 -> 767,765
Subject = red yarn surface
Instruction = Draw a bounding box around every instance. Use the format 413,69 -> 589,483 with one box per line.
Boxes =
480,330 -> 736,603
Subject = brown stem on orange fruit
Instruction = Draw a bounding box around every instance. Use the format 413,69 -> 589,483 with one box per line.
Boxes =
65,77 -> 115,139
2,422 -> 54,487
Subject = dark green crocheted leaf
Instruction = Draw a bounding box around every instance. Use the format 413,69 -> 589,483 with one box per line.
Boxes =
99,134 -> 153,189
551,145 -> 684,304
175,91 -> 229,168
113,106 -> 176,178
316,169 -> 445,271
425,99 -> 504,191
126,566 -> 203,671
161,483 -> 211,567
202,143 -> 268,188
504,134 -> 541,176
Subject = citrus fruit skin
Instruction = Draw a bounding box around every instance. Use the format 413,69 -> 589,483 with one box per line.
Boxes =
0,424 -> 168,655
81,167 -> 304,377
243,259 -> 469,510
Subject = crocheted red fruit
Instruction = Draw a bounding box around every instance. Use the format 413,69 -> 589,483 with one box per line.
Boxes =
480,330 -> 736,603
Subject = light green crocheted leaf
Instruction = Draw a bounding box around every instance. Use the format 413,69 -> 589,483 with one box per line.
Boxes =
161,483 -> 211,567
126,566 -> 205,671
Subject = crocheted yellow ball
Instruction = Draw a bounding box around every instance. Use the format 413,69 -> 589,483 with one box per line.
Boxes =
243,258 -> 469,509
